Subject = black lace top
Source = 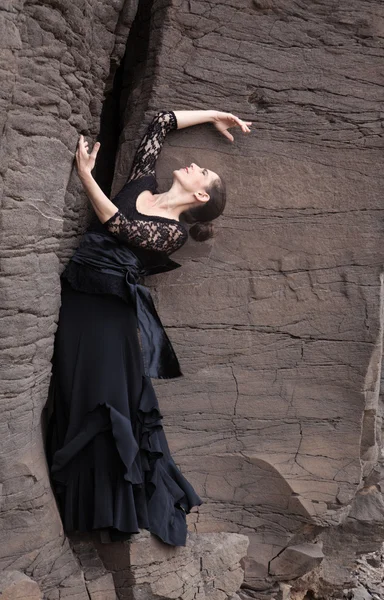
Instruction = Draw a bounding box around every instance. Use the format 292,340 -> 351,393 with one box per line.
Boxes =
62,111 -> 188,301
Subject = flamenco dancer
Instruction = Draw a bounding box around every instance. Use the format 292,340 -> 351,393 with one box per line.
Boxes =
45,109 -> 252,546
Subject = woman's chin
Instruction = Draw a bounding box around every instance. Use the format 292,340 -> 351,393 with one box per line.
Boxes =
172,170 -> 184,185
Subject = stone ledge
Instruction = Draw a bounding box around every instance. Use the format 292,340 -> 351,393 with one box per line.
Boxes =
93,530 -> 250,600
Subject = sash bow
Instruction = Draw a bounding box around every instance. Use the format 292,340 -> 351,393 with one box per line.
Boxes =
69,232 -> 183,379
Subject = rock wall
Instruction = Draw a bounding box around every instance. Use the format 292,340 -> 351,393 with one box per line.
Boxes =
91,530 -> 249,599
115,0 -> 384,595
0,0 -> 137,597
1,0 -> 384,598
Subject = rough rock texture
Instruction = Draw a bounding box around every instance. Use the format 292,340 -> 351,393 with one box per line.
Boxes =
351,545 -> 384,599
69,534 -> 117,600
1,0 -> 384,597
92,530 -> 249,599
0,570 -> 42,600
277,545 -> 384,600
123,0 -> 384,594
0,0 -> 137,597
269,543 -> 324,580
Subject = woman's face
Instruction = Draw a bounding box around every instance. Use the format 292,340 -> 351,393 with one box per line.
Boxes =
173,163 -> 219,195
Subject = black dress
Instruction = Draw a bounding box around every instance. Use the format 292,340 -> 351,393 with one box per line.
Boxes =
45,111 -> 202,547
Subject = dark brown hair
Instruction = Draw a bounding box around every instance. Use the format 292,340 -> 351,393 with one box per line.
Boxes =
182,176 -> 226,242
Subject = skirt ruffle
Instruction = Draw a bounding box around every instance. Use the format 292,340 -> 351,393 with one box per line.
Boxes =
44,281 -> 202,547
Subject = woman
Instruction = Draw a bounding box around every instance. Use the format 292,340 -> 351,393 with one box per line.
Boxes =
45,109 -> 252,547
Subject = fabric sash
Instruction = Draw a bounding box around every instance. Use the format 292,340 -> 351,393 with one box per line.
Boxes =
69,231 -> 183,379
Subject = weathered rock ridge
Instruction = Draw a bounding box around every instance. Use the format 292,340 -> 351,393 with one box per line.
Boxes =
1,0 -> 384,598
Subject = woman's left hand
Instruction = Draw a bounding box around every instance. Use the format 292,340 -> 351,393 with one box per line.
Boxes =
212,111 -> 252,142
75,135 -> 100,179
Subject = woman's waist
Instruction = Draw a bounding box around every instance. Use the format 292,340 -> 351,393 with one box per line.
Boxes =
61,261 -> 131,301
70,231 -> 183,279
72,231 -> 145,280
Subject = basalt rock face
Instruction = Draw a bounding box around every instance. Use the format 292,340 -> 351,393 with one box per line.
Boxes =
1,0 -> 384,599
0,0 -> 136,598
114,0 -> 384,596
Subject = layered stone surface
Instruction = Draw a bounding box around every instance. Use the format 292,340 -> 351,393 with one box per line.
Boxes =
93,530 -> 249,599
117,0 -> 384,591
0,0 -> 137,597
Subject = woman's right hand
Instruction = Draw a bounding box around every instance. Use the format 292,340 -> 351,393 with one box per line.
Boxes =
75,135 -> 100,179
212,111 -> 252,142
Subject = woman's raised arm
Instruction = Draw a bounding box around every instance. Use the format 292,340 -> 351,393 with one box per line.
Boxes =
75,108 -> 252,223
75,135 -> 188,255
127,110 -> 178,182
75,136 -> 118,223
174,110 -> 252,142
127,109 -> 252,183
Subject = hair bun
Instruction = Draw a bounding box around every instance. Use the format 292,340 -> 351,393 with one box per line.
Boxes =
189,220 -> 214,242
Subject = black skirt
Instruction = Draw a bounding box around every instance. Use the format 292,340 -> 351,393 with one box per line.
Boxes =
45,279 -> 202,546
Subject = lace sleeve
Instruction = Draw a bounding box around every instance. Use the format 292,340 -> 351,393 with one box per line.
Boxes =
103,210 -> 188,255
127,111 -> 178,182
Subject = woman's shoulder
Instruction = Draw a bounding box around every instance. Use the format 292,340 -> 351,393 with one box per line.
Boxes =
128,173 -> 158,190
111,174 -> 158,210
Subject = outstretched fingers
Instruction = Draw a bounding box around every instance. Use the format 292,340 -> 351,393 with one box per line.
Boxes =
222,129 -> 235,142
231,115 -> 252,133
76,135 -> 100,158
75,135 -> 101,176
77,134 -> 88,157
90,141 -> 100,159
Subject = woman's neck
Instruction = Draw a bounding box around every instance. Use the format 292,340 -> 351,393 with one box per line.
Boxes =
151,184 -> 196,219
